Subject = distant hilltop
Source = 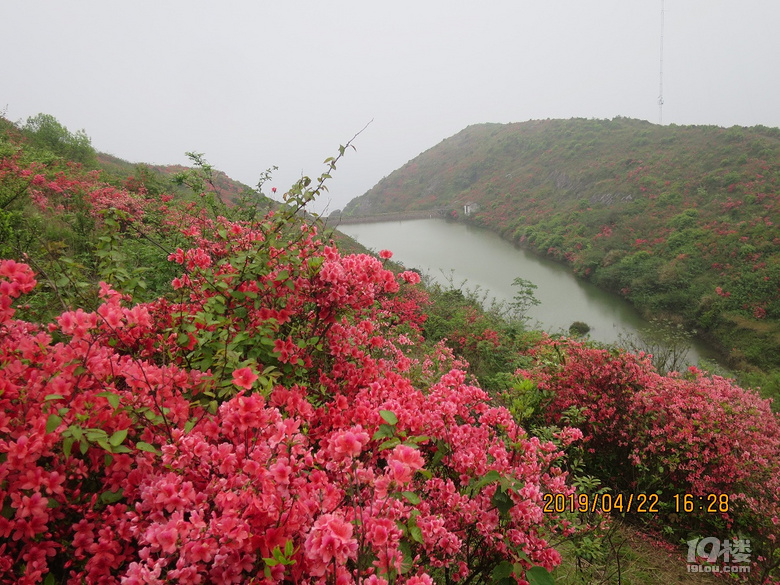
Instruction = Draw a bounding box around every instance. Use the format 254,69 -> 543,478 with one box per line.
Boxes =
344,117 -> 779,217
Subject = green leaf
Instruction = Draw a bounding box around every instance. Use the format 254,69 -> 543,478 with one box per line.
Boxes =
98,392 -> 121,409
44,394 -> 65,401
379,410 -> 398,425
86,429 -> 108,442
45,414 -> 62,433
402,491 -> 420,505
492,561 -> 514,581
471,469 -> 501,492
177,332 -> 191,346
1,503 -> 14,519
526,566 -> 555,585
378,437 -> 401,451
100,489 -> 124,504
398,540 -> 413,575
135,441 -> 159,454
372,424 -> 395,440
492,486 -> 514,515
62,437 -> 74,457
44,574 -> 56,585
500,475 -> 520,492
409,525 -> 423,543
109,429 -> 128,447
430,439 -> 451,466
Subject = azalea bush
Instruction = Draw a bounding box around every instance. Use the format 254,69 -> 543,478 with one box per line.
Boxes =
517,337 -> 780,582
0,133 -> 581,584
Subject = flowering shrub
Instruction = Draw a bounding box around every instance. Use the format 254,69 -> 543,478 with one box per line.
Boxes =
518,337 -> 780,582
0,148 -> 579,583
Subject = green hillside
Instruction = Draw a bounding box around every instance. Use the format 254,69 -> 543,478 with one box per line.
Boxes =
4,113 -> 257,206
344,118 -> 780,376
0,114 -> 273,318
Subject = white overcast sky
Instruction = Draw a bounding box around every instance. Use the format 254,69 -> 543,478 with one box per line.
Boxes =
3,1 -> 779,213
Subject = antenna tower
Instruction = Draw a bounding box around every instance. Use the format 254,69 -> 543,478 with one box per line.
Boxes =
658,0 -> 665,124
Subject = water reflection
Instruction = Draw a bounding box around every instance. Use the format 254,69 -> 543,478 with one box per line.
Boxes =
337,218 -> 716,364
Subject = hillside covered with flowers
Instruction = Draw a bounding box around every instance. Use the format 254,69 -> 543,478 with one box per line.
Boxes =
1,115 -> 779,584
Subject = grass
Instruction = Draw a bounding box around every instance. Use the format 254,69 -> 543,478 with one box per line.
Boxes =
554,521 -> 722,585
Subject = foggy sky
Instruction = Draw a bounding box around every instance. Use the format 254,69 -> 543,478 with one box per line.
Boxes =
3,1 -> 779,213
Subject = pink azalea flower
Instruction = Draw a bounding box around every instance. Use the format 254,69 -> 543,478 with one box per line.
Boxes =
304,513 -> 358,576
231,367 -> 258,390
331,427 -> 370,460
399,270 -> 421,284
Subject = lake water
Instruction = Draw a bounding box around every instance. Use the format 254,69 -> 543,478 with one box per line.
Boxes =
337,218 -> 717,365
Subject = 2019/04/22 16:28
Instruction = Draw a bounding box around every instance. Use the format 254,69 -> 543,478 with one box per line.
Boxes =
542,492 -> 731,514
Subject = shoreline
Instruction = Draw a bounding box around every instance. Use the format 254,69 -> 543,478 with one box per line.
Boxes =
332,210 -> 448,224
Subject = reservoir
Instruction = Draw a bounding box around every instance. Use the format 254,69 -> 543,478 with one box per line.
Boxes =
337,218 -> 717,365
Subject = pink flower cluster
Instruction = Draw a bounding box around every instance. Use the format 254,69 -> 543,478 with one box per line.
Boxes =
0,260 -> 37,322
519,336 -> 780,579
0,200 -> 576,584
